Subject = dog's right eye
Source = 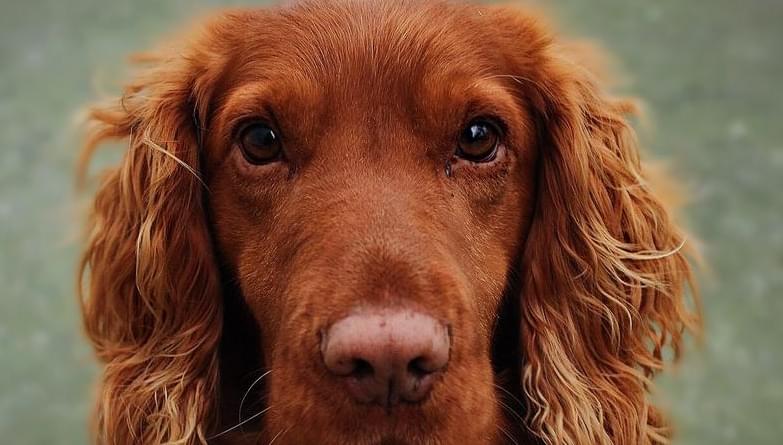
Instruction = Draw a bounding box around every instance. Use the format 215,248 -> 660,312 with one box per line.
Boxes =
238,123 -> 283,165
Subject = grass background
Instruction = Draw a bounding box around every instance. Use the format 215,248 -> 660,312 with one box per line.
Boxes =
0,0 -> 780,443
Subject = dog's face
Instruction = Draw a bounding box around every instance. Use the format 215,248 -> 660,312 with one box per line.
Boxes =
80,1 -> 698,444
205,4 -> 536,442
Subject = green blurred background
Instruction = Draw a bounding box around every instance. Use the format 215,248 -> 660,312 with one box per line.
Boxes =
1,0 -> 780,443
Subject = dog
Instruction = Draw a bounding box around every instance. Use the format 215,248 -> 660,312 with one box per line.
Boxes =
78,1 -> 700,443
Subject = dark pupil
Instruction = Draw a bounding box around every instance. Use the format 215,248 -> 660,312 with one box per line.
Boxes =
241,124 -> 280,163
248,126 -> 276,148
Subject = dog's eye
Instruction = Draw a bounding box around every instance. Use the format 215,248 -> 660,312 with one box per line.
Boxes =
238,123 -> 282,164
456,120 -> 500,162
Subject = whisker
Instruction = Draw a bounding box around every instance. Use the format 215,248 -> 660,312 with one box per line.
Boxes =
208,406 -> 273,440
497,424 -> 520,445
493,383 -> 525,411
474,74 -> 554,98
268,425 -> 291,445
238,369 -> 272,426
497,397 -> 526,425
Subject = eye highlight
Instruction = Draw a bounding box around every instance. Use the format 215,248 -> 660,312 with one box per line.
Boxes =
456,119 -> 501,163
238,122 -> 283,165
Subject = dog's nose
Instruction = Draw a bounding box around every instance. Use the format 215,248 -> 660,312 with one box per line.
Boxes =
320,309 -> 450,407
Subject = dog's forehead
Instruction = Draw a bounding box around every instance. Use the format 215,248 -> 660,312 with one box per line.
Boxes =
234,0 -> 499,91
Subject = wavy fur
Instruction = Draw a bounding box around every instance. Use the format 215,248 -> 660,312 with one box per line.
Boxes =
78,31 -> 228,444
519,41 -> 699,445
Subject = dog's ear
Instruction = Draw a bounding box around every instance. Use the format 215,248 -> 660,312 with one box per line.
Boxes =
489,8 -> 701,445
78,15 -> 237,444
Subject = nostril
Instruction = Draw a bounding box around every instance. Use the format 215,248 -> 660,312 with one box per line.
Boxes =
351,358 -> 374,379
407,356 -> 434,378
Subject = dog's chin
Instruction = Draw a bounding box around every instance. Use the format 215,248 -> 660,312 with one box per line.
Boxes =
260,418 -> 490,445
262,382 -> 501,445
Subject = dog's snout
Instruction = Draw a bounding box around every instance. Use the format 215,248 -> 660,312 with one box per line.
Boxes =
320,309 -> 450,407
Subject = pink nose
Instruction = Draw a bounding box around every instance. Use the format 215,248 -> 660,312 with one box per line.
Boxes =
320,309 -> 451,407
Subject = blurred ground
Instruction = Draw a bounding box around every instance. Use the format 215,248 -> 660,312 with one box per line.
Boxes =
0,0 -> 781,443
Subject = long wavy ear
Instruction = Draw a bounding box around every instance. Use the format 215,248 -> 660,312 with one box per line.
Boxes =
494,11 -> 701,445
78,22 -> 230,444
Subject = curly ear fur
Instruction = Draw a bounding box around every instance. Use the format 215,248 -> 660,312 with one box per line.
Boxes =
78,20 -> 232,444
514,23 -> 701,445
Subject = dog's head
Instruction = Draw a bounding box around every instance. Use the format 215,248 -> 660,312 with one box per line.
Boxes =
79,1 -> 699,444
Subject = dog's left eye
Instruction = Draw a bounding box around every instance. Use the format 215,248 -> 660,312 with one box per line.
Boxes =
456,120 -> 500,163
238,123 -> 283,165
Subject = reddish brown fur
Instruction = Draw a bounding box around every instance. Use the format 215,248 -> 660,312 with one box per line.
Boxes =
78,1 -> 699,444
